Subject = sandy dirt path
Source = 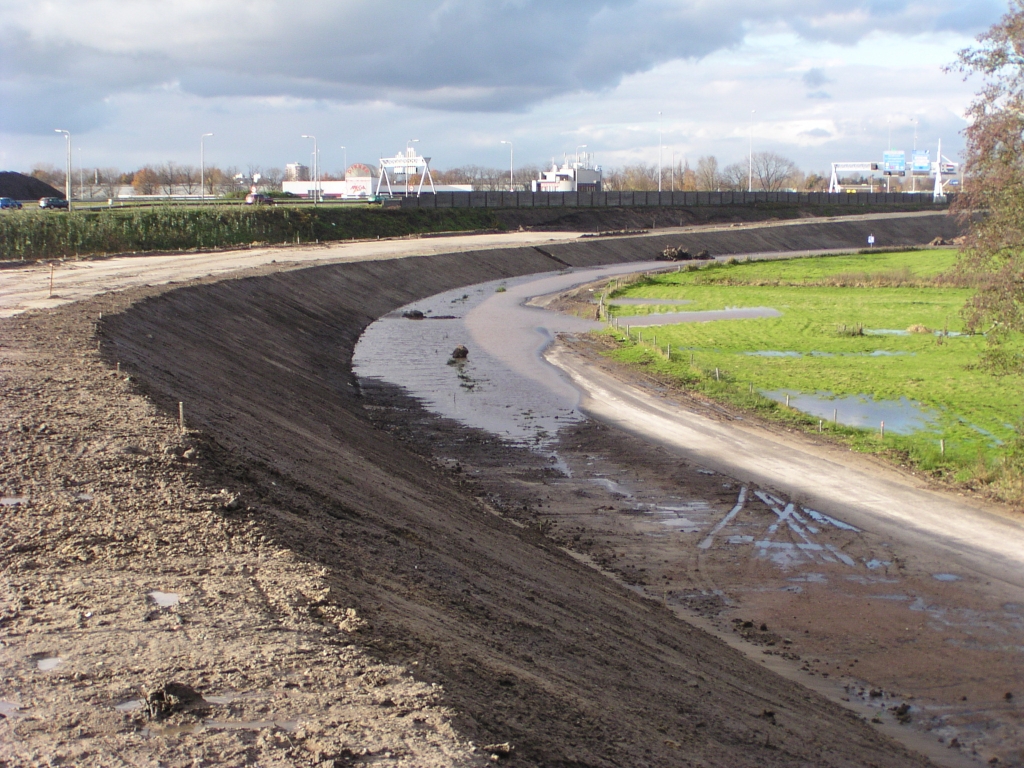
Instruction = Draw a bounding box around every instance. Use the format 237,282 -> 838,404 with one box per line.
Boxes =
547,345 -> 1024,588
0,209 -> 945,319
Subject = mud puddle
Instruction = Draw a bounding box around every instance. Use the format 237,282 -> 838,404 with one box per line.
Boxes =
354,261 -> 665,448
761,390 -> 939,435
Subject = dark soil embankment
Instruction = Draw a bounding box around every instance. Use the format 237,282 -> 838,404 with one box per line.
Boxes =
87,216 -> 961,765
2,217 -> 959,765
0,171 -> 63,201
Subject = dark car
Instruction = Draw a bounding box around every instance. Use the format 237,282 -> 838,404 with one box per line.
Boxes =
0,197 -> 22,209
39,197 -> 69,209
244,193 -> 274,205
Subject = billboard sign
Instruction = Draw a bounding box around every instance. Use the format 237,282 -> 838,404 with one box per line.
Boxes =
912,149 -> 930,174
882,151 -> 906,175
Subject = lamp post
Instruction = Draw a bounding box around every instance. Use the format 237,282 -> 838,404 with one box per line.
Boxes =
748,110 -> 755,193
340,146 -> 347,179
77,148 -> 84,200
200,133 -> 214,202
406,139 -> 419,196
657,111 -> 663,193
911,119 -> 918,194
575,144 -> 587,167
55,129 -> 71,210
501,140 -> 514,192
301,134 -> 318,205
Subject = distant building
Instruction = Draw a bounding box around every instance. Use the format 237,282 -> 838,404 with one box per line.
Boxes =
285,163 -> 310,182
532,154 -> 602,193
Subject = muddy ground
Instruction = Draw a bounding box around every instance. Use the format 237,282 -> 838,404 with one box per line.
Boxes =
0,217 -> 969,766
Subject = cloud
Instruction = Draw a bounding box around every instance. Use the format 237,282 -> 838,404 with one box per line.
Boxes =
0,0 -> 1005,137
802,68 -> 832,88
799,128 -> 833,138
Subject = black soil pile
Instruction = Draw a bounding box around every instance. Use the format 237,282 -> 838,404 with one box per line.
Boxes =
0,171 -> 63,200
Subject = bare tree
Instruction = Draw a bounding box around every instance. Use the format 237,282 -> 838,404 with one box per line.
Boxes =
719,162 -> 748,191
695,156 -> 721,191
751,151 -> 798,192
30,163 -> 65,191
98,168 -> 122,199
179,165 -> 199,194
262,167 -> 284,191
158,162 -> 180,195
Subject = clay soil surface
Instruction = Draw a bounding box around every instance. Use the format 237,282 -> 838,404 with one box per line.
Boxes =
0,240 -> 951,766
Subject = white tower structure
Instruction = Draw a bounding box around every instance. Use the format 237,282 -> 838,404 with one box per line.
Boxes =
376,147 -> 436,197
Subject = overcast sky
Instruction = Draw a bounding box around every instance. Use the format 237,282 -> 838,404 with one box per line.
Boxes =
0,0 -> 1007,177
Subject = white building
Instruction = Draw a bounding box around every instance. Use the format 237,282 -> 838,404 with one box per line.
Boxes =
531,154 -> 602,193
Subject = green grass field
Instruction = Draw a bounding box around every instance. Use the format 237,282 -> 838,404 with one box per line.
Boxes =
603,249 -> 1024,493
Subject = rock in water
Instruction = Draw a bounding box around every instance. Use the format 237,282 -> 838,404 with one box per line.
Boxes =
451,345 -> 469,360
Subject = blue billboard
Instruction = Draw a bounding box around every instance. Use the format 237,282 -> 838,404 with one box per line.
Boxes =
911,149 -> 930,175
882,151 -> 906,175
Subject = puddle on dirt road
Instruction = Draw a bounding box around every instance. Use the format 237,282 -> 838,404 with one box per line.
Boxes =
148,591 -> 180,608
36,657 -> 62,671
354,261 -> 667,448
1,496 -> 28,506
761,390 -> 939,435
0,701 -> 25,718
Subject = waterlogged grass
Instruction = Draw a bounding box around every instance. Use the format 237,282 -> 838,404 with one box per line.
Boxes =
0,205 -> 504,261
604,249 -> 1024,494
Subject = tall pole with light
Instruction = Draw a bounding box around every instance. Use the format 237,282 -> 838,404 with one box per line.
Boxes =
201,133 -> 214,202
406,139 -> 419,197
301,135 -> 318,205
911,118 -> 918,194
501,140 -> 514,192
657,111 -> 663,193
747,110 -> 755,193
340,146 -> 347,178
55,129 -> 71,210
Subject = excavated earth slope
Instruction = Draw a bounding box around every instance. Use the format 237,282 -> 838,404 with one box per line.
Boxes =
1,214 -> 960,766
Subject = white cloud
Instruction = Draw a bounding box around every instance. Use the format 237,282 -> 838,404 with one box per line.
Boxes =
0,0 -> 1003,173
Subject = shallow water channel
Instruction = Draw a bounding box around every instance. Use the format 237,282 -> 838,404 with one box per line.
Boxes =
354,262 -> 665,447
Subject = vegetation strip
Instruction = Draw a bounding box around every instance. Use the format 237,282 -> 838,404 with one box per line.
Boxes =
603,249 -> 1024,500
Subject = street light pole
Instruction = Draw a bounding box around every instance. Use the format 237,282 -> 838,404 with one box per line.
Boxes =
55,129 -> 71,210
340,146 -> 347,178
501,140 -> 514,192
201,133 -> 214,203
748,110 -> 755,194
406,139 -> 419,197
301,135 -> 318,205
911,119 -> 917,194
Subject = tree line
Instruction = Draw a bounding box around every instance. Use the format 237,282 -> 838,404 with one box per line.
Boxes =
27,151 -> 903,198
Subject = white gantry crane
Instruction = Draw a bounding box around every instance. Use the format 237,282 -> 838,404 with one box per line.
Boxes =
376,147 -> 437,198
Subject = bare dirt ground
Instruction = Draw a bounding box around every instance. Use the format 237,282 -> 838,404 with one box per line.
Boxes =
0,215 -> 965,766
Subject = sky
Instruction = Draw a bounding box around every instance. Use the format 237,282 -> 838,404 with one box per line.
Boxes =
0,0 -> 1009,177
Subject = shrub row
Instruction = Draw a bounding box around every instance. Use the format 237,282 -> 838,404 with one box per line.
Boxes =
0,206 -> 504,261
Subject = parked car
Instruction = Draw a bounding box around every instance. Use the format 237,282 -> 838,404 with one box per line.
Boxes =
244,193 -> 274,205
0,197 -> 22,209
39,197 -> 69,209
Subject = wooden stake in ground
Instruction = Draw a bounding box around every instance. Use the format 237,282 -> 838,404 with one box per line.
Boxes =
49,263 -> 55,298
179,402 -> 185,434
